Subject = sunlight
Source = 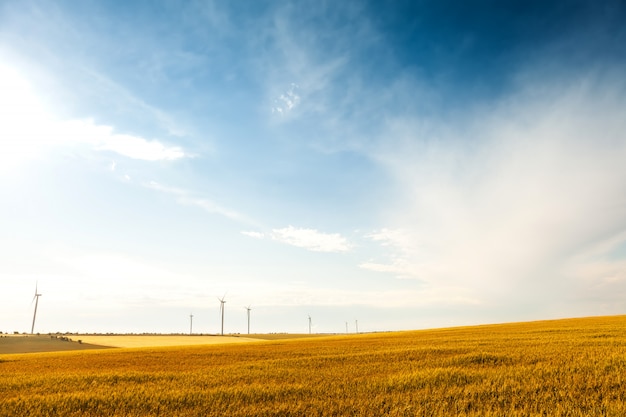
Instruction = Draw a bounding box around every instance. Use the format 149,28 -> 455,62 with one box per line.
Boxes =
0,63 -> 187,176
0,64 -> 56,174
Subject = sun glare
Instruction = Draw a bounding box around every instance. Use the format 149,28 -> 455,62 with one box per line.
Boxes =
0,64 -> 56,174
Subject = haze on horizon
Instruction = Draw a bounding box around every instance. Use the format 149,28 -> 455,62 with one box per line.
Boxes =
1,0 -> 625,335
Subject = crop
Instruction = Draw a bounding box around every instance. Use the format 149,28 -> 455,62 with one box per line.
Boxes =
1,315 -> 625,416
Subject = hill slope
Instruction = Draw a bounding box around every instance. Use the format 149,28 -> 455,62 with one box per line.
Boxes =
1,315 -> 625,416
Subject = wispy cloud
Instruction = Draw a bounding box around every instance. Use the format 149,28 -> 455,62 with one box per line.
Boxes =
178,197 -> 245,222
260,5 -> 358,122
146,181 -> 251,223
81,68 -> 190,138
271,83 -> 300,115
271,225 -> 352,253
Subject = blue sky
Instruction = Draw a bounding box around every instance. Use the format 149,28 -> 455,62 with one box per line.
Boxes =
1,0 -> 625,334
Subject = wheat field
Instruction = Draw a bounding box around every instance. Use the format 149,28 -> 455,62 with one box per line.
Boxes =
1,315 -> 625,416
75,334 -> 262,348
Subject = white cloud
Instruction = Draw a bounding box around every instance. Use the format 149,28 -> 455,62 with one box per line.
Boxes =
360,228 -> 444,280
271,226 -> 351,252
367,72 -> 626,315
96,132 -> 185,161
241,231 -> 265,239
0,63 -> 188,170
272,83 -> 300,114
59,119 -> 187,161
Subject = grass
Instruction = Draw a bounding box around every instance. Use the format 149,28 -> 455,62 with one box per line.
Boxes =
1,315 -> 625,416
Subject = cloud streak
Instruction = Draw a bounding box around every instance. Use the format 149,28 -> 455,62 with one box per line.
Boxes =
146,181 -> 251,224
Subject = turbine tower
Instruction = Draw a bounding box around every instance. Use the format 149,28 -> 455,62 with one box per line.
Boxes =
189,313 -> 193,335
355,319 -> 359,334
30,283 -> 42,334
218,295 -> 226,335
245,306 -> 251,335
308,315 -> 312,334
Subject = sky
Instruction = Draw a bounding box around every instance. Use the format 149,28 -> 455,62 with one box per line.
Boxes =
1,0 -> 626,335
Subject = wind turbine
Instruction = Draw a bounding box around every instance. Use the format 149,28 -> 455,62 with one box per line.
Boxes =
245,305 -> 251,335
189,313 -> 193,335
308,315 -> 312,335
30,283 -> 42,334
355,319 -> 359,334
218,295 -> 226,335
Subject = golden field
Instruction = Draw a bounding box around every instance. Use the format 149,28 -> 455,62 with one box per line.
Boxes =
75,335 -> 262,348
0,333 -> 326,354
75,333 -> 328,348
1,315 -> 625,416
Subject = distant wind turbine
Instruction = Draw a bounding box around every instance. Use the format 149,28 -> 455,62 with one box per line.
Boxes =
218,295 -> 226,335
308,315 -> 312,335
345,321 -> 348,334
30,283 -> 42,334
245,306 -> 251,335
355,319 -> 359,334
189,313 -> 193,335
